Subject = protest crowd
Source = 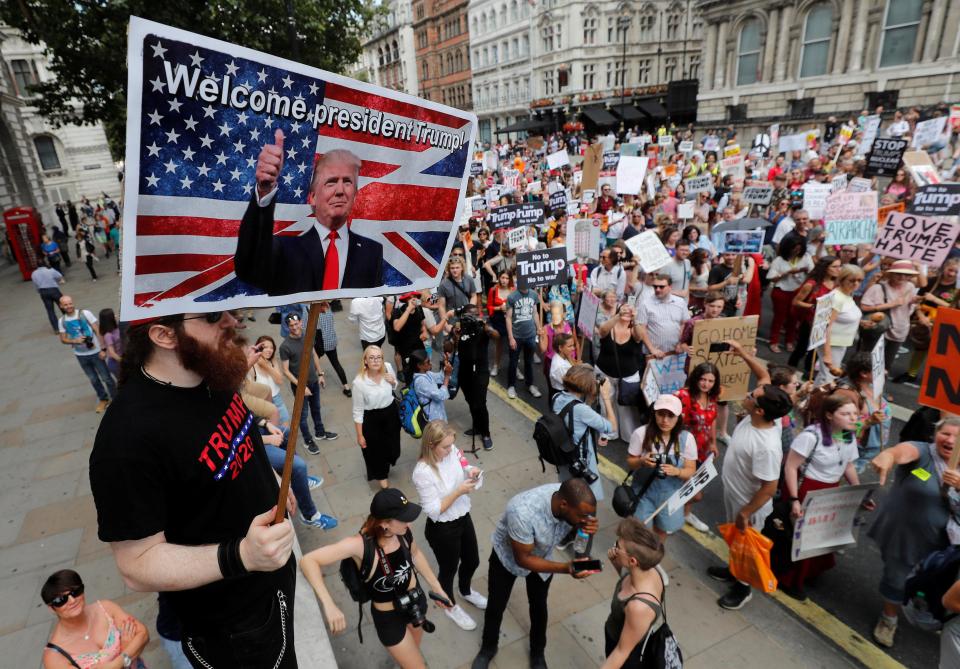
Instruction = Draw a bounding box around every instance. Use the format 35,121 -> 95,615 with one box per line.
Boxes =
31,102 -> 960,669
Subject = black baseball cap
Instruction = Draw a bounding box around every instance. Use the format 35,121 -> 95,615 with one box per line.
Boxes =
756,385 -> 793,421
371,488 -> 422,522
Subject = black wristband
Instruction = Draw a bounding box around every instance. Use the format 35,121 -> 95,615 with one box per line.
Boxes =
231,537 -> 249,576
217,541 -> 231,579
218,538 -> 249,579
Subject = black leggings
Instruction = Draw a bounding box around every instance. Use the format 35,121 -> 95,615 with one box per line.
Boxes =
424,513 -> 480,606
84,255 -> 98,280
787,321 -> 814,374
480,550 -> 553,656
460,370 -> 490,438
314,345 -> 349,386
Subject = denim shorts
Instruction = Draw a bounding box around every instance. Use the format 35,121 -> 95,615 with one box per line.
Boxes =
634,482 -> 685,534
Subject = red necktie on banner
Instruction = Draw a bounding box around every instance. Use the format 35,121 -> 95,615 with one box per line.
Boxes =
322,230 -> 339,290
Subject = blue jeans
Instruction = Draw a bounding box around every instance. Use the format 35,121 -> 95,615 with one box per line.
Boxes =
160,636 -> 193,669
76,354 -> 116,401
271,392 -> 291,426
290,381 -> 323,443
508,335 -> 536,388
263,443 -> 317,518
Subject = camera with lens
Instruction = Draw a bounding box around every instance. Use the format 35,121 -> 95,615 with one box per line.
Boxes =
82,336 -> 95,349
652,453 -> 667,479
394,588 -> 435,633
458,310 -> 484,339
569,458 -> 599,484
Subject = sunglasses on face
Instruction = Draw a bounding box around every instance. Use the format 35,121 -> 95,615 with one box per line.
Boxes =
653,284 -> 669,290
48,585 -> 84,608
181,311 -> 233,324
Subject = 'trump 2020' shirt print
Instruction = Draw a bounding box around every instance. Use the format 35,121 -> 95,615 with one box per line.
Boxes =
197,392 -> 256,481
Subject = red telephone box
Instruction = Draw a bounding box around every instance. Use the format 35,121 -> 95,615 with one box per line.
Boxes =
4,207 -> 43,280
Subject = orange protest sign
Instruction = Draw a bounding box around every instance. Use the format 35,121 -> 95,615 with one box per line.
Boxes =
663,164 -> 677,177
877,201 -> 905,225
919,307 -> 960,415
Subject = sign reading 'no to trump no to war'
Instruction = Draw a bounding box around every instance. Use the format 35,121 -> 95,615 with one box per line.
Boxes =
120,17 -> 477,320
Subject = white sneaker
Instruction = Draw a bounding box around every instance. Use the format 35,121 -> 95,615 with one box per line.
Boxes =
529,385 -> 542,398
444,604 -> 477,631
461,589 -> 488,610
489,365 -> 498,376
685,513 -> 709,532
507,386 -> 517,399
516,368 -> 525,381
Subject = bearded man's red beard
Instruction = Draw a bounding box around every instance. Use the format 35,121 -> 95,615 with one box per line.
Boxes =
176,325 -> 249,392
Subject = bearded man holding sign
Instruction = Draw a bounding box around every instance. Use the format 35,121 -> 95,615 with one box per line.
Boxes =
235,129 -> 384,295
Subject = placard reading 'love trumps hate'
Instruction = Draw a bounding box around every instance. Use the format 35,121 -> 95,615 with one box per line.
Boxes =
873,212 -> 960,266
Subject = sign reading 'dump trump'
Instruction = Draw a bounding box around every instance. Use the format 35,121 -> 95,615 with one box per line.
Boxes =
120,17 -> 477,320
516,247 -> 568,289
487,202 -> 546,231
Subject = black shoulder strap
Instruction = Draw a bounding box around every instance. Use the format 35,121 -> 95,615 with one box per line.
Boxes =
45,643 -> 82,669
359,533 -> 375,583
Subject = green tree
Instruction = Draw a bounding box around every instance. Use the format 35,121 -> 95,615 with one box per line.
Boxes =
2,0 -> 378,158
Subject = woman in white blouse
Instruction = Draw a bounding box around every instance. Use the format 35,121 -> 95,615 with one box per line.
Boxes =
411,420 -> 488,631
352,345 -> 401,489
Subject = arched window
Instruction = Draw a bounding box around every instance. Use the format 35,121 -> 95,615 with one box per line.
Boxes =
481,14 -> 487,33
377,47 -> 384,66
879,0 -> 922,68
799,3 -> 832,78
736,19 -> 762,85
392,40 -> 399,62
510,0 -> 518,22
422,61 -> 428,81
489,9 -> 497,30
500,4 -> 507,26
472,17 -> 478,35
34,136 -> 61,171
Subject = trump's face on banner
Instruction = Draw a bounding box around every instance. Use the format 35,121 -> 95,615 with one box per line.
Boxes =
310,149 -> 361,231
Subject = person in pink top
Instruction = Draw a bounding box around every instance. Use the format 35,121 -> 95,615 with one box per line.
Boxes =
41,569 -> 149,669
538,300 -> 575,382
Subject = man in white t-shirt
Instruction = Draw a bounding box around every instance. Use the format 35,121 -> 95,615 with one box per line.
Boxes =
348,296 -> 387,348
58,295 -> 116,412
707,342 -> 793,610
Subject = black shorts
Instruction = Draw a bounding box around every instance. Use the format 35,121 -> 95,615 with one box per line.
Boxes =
370,595 -> 428,647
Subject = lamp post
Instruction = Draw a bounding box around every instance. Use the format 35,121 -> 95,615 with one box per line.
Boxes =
618,12 -> 630,136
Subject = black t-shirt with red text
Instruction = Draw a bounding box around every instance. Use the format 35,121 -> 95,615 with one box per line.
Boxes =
89,369 -> 291,631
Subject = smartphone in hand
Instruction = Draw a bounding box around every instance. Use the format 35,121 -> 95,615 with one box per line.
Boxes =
571,559 -> 603,573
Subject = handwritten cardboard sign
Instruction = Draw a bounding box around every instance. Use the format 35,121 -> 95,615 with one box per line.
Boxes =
873,212 -> 960,266
808,291 -> 835,351
576,289 -> 601,337
824,191 -> 877,245
743,183 -> 774,206
688,316 -> 759,401
792,484 -> 875,561
802,182 -> 832,220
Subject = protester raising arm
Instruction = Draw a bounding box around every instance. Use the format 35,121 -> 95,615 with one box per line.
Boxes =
725,338 -> 770,386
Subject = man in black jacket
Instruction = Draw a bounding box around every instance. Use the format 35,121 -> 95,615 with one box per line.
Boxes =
234,129 -> 383,295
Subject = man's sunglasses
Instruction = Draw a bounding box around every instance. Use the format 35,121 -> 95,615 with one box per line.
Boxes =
180,310 -> 244,324
47,585 -> 84,608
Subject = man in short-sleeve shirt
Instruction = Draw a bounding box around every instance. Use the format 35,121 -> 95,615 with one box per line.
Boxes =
58,294 -> 116,412
474,480 -> 598,669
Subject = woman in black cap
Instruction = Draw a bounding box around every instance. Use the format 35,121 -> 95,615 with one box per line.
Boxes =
300,488 -> 452,667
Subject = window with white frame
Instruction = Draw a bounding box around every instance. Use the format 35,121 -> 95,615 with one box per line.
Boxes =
639,12 -> 655,40
542,25 -> 554,52
584,17 -> 597,44
34,136 -> 61,171
664,56 -> 677,82
543,70 -> 554,95
583,63 -> 596,90
879,0 -> 922,68
638,58 -> 651,84
666,13 -> 681,39
799,3 -> 833,78
689,54 -> 700,79
736,19 -> 762,85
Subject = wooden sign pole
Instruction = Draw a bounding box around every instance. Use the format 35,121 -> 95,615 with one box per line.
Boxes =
274,302 -> 321,525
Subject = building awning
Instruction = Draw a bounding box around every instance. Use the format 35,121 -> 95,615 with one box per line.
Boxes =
496,118 -> 549,134
637,99 -> 668,120
611,104 -> 645,123
581,106 -> 618,127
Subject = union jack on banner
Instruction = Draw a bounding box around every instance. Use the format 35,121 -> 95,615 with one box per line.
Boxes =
121,18 -> 476,320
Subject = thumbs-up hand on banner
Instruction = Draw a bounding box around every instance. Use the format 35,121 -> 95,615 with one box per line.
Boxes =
256,129 -> 285,199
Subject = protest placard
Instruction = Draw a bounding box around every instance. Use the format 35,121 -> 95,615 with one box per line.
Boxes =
548,189 -> 568,211
837,125 -> 853,146
688,317 -> 759,401
861,115 -> 881,153
910,184 -> 960,216
743,183 -> 774,206
878,200 -> 906,222
802,182 -> 832,220
616,156 -> 649,195
808,292 -> 835,351
547,149 -> 571,170
720,155 -> 745,181
684,174 -> 713,194
679,140 -> 694,153
658,134 -> 673,147
677,202 -> 695,219
507,226 -> 528,250
470,161 -> 483,176
872,212 -> 960,266
848,177 -> 872,193
903,151 -> 941,187
719,230 -> 764,254
864,138 -> 908,177
486,185 -> 502,208
119,18 -> 477,319
569,218 -> 602,261
487,202 -> 546,231
582,189 -> 596,205
602,151 -> 620,172
703,136 -> 720,152
620,143 -> 640,157
566,201 -> 580,217
581,143 -> 603,191
576,289 -> 601,337
778,132 -> 807,154
952,105 -> 960,132
751,133 -> 771,156
625,230 -> 672,272
663,164 -> 678,178
484,150 -> 498,171
667,456 -> 718,514
872,337 -> 885,404
642,364 -> 661,406
517,247 -> 568,289
824,191 -> 878,245
912,117 -> 948,150
830,174 -> 848,194
647,354 -> 688,395
724,144 -> 741,158
920,308 -> 960,415
769,123 -> 780,148
791,484 -> 875,561
468,196 -> 486,214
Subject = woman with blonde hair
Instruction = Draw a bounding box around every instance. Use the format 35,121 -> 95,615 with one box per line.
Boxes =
411,420 -> 487,630
352,345 -> 401,489
817,263 -> 866,384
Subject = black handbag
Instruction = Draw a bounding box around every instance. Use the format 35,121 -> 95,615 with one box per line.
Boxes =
611,330 -> 642,407
612,467 -> 658,518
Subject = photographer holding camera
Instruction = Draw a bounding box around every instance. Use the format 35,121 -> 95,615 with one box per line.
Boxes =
57,295 -> 116,413
300,489 -> 452,668
626,395 -> 697,541
454,303 -> 498,451
551,364 -> 618,504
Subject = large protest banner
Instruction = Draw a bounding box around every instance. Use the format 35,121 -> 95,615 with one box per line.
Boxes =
487,202 -> 546,231
824,191 -> 878,245
688,316 -> 759,401
791,484 -> 875,561
872,212 -> 960,266
120,18 -> 476,320
919,308 -> 960,415
516,247 -> 568,289
864,138 -> 908,177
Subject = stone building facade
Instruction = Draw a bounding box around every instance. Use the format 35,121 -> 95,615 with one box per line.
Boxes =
0,39 -> 45,216
359,0 -> 420,96
413,0 -> 473,109
697,0 -> 960,134
0,25 -> 118,221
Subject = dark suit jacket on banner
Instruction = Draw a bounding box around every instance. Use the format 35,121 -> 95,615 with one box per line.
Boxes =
234,197 -> 384,295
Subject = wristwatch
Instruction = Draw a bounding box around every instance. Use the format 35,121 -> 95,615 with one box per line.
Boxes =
121,653 -> 133,668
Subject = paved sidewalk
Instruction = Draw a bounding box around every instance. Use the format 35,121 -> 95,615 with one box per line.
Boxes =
0,258 -> 866,669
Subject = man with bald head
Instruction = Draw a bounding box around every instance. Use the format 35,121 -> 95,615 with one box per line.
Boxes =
235,130 -> 384,295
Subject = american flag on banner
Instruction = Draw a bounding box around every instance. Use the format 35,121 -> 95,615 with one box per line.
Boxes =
121,18 -> 476,320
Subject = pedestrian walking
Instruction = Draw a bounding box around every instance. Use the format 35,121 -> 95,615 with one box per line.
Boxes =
31,262 -> 63,333
57,295 -> 116,412
352,345 -> 401,489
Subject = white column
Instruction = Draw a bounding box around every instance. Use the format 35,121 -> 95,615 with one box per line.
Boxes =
924,0 -> 947,61
774,6 -> 793,81
714,21 -> 728,89
833,0 -> 855,73
702,22 -> 718,91
848,0 -> 869,71
762,8 -> 779,81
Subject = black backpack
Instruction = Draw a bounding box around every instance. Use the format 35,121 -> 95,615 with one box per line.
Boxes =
533,399 -> 587,472
338,531 -> 413,642
902,544 -> 960,631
